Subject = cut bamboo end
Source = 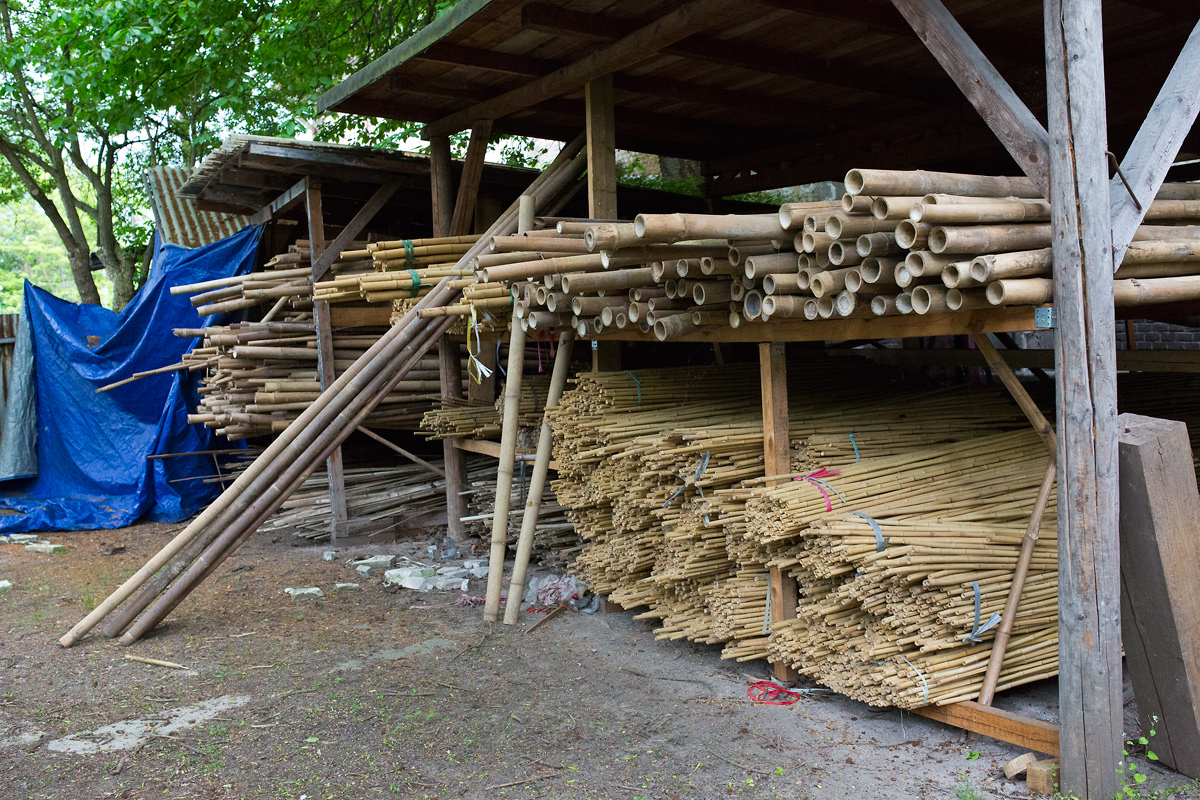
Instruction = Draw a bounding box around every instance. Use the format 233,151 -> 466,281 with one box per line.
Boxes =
986,279 -> 1055,307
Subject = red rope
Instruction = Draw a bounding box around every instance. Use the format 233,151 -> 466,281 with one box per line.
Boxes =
747,681 -> 801,705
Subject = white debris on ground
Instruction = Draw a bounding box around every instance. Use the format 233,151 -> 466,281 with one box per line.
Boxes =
0,534 -> 38,544
283,587 -> 323,600
24,542 -> 65,554
47,695 -> 252,755
0,579 -> 11,592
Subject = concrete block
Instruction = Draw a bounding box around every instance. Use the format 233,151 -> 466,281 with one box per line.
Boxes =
322,551 -> 337,562
333,583 -> 361,593
4,534 -> 38,544
462,560 -> 489,578
25,542 -> 66,554
284,587 -> 324,600
351,555 -> 395,573
383,566 -> 435,586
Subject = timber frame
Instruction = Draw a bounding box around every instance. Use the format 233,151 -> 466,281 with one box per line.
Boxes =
318,2 -> 1200,795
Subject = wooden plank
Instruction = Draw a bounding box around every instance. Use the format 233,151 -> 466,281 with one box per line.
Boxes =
1045,1 -> 1123,796
450,120 -> 494,237
311,178 -> 403,282
250,177 -> 308,226
467,330 -> 498,403
1110,21 -> 1200,267
422,0 -> 736,138
1118,414 -> 1200,779
759,342 -> 798,683
890,0 -> 1050,195
306,183 -> 349,543
826,346 -> 1200,373
430,136 -> 454,238
439,336 -> 469,543
912,701 -> 1060,757
452,438 -> 557,470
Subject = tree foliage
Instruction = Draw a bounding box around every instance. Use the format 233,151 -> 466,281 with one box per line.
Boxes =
0,0 -> 446,309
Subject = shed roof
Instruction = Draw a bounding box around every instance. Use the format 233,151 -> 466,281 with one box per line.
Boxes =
147,166 -> 252,249
317,0 -> 1199,195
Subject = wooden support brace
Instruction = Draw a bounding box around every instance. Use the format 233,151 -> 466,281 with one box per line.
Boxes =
439,337 -> 468,542
251,176 -> 309,226
356,426 -> 445,479
913,701 -> 1059,757
450,120 -> 494,238
759,341 -> 799,683
310,178 -> 404,282
305,181 -> 348,543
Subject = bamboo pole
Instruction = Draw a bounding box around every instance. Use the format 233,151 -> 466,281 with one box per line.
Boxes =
503,331 -> 575,625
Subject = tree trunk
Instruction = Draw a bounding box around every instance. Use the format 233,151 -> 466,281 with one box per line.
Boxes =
67,248 -> 101,306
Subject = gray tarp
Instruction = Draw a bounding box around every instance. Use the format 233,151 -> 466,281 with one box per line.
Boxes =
0,303 -> 37,480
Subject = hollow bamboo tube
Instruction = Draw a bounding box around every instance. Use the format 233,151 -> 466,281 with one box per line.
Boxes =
844,269 -> 866,293
870,196 -> 924,220
1113,275 -> 1200,305
744,252 -> 799,279
525,311 -> 565,330
911,199 -> 1050,224
503,331 -> 574,625
835,290 -> 865,317
860,258 -> 900,285
871,295 -> 897,315
810,268 -> 855,298
825,215 -> 900,240
844,169 -> 1041,198
763,274 -> 803,295
779,200 -> 841,230
894,221 -> 933,250
986,278 -> 1054,306
742,291 -> 764,319
635,213 -> 783,243
171,268 -> 313,296
491,235 -> 587,254
729,244 -> 777,266
585,223 -> 640,252
561,267 -> 655,294
929,224 -> 1052,255
479,253 -> 605,283
857,232 -> 901,258
762,295 -> 802,318
693,281 -> 733,305
828,241 -> 865,267
802,231 -> 834,254
895,292 -> 914,314
484,317 -> 529,622
975,454 -> 1056,706
89,136 -> 587,646
654,313 -> 704,340
700,256 -> 741,276
904,251 -> 961,278
969,249 -> 1053,282
803,298 -> 820,320
943,288 -> 990,312
970,334 -> 1056,449
816,294 -> 836,318
911,286 -> 950,314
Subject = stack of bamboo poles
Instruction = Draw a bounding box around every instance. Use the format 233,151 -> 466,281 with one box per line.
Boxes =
409,169 -> 1200,338
58,134 -> 589,649
461,477 -> 580,569
312,235 -> 481,304
257,462 -> 458,541
752,430 -> 1056,708
420,374 -> 552,440
177,321 -> 458,439
549,363 -> 1035,670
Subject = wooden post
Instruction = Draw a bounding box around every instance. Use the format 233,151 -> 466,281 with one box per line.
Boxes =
1046,1 -> 1122,795
587,74 -> 621,372
503,330 -> 575,625
1118,414 -> 1200,780
439,337 -> 468,542
467,331 -> 498,404
760,341 -> 798,683
449,120 -> 493,238
305,180 -> 348,543
430,136 -> 454,237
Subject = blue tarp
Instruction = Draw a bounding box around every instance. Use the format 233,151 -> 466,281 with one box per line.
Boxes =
0,225 -> 261,532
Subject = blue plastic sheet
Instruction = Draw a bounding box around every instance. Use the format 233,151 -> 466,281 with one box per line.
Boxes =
0,226 -> 261,532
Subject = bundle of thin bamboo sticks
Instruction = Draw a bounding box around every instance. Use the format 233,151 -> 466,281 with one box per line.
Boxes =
550,363 -> 1040,674
312,235 -> 481,304
178,321 -> 459,439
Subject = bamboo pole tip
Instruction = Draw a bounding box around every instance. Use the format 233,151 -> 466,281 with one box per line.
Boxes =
946,289 -> 965,311
986,283 -> 1006,305
928,227 -> 951,254
844,169 -> 866,195
969,258 -> 991,283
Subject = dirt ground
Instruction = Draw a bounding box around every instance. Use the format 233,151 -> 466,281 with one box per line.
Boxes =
1,522 -> 1195,800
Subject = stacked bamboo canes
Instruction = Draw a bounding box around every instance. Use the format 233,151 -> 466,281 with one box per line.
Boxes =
550,363 -> 1037,671
410,169 -> 1200,338
59,134 -> 589,648
178,321 -> 458,439
311,235 -> 481,304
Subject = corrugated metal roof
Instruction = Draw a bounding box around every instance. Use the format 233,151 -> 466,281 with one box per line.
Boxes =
147,166 -> 252,249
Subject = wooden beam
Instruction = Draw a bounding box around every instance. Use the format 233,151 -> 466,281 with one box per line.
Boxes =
1045,1 -> 1122,796
449,120 -> 494,237
430,135 -> 454,238
913,701 -> 1059,757
357,426 -> 446,479
250,177 -> 309,225
305,182 -> 349,544
467,331 -> 498,403
311,178 -> 403,283
1118,414 -> 1200,779
586,76 -> 617,220
422,0 -> 734,138
759,342 -> 799,683
439,336 -> 469,543
1110,21 -> 1200,267
890,0 -> 1050,195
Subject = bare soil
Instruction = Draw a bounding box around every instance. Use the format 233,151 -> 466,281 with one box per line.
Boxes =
0,522 -> 1194,800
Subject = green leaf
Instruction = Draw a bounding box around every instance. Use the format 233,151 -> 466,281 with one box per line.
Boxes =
1138,736 -> 1149,745
304,736 -> 318,743
1147,750 -> 1159,761
1134,773 -> 1148,784
965,751 -> 981,761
